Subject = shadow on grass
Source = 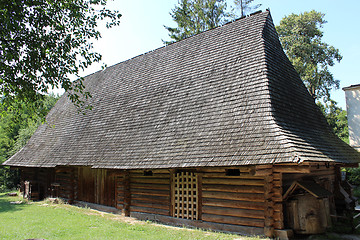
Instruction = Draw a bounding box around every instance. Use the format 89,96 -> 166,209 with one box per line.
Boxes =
0,193 -> 27,213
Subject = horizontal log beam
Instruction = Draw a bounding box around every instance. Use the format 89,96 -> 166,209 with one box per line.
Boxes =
202,214 -> 264,228
203,198 -> 265,210
203,191 -> 264,202
131,178 -> 170,184
131,189 -> 170,197
132,195 -> 170,204
130,183 -> 170,190
203,178 -> 264,186
202,173 -> 261,179
201,166 -> 255,173
202,184 -> 264,194
203,205 -> 264,219
131,200 -> 169,210
273,165 -> 310,173
130,206 -> 170,216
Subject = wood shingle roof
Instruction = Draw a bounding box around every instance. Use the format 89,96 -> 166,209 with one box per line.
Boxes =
4,11 -> 360,169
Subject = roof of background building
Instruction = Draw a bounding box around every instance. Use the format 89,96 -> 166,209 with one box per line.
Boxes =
343,84 -> 360,91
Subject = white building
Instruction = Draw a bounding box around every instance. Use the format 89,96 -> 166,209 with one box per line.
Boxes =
343,84 -> 360,152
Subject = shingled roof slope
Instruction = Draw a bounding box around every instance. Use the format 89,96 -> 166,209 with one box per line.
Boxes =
4,11 -> 360,169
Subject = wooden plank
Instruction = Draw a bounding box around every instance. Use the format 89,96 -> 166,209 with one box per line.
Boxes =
203,198 -> 265,210
203,184 -> 264,194
255,168 -> 272,176
202,214 -> 264,228
130,206 -> 170,216
202,173 -> 262,179
203,191 -> 264,202
131,178 -> 170,184
273,165 -> 310,173
201,166 -> 255,173
131,212 -> 265,236
131,195 -> 170,204
131,200 -> 169,210
130,173 -> 170,178
202,178 -> 265,186
131,189 -> 169,197
203,205 -> 264,219
130,169 -> 170,174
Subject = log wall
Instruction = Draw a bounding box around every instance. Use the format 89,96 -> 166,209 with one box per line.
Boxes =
18,162 -> 342,238
129,169 -> 171,216
20,167 -> 54,200
115,174 -> 124,211
56,167 -> 77,201
201,167 -> 265,228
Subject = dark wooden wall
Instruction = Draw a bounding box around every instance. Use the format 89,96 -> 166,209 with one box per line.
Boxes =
18,162 -> 343,238
76,167 -> 116,207
201,167 -> 265,228
56,167 -> 77,201
20,167 -> 54,200
130,169 -> 171,216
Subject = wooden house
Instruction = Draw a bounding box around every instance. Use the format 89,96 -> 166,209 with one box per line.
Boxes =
4,11 -> 360,238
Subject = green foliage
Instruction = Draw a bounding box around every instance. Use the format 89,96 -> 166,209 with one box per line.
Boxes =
276,10 -> 342,103
0,0 -> 121,109
164,0 -> 229,44
0,94 -> 59,191
317,100 -> 349,143
234,0 -> 261,17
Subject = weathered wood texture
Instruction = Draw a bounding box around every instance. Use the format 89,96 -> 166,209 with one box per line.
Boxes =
115,174 -> 124,211
282,163 -> 336,216
201,167 -> 265,228
76,167 -> 116,207
173,171 -> 198,220
129,170 -> 171,216
131,211 -> 264,236
20,167 -> 54,200
56,167 -> 77,202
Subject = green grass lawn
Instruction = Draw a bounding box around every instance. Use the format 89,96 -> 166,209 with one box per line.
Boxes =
0,192 -> 264,240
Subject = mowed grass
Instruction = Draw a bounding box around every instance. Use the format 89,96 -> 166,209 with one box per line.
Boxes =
0,192 -> 264,240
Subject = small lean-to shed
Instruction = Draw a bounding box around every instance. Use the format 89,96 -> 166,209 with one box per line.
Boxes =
283,181 -> 332,234
4,10 -> 360,238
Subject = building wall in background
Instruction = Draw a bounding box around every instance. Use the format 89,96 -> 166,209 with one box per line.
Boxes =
344,84 -> 360,151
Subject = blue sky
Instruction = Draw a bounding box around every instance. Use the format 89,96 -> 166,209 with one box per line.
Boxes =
82,0 -> 360,109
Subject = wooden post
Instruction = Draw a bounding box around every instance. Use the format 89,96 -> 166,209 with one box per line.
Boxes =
69,168 -> 75,204
264,166 -> 275,238
170,169 -> 175,217
197,172 -> 203,221
124,171 -> 131,217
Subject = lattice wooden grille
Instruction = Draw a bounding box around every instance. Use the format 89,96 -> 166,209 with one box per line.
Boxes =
172,171 -> 198,220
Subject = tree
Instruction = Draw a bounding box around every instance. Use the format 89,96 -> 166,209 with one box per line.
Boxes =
0,0 -> 121,109
0,94 -> 59,191
164,0 -> 229,44
234,0 -> 261,18
276,11 -> 342,103
317,101 -> 349,143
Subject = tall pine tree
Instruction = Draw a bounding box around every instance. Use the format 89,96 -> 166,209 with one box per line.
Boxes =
164,0 -> 229,44
234,0 -> 261,17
